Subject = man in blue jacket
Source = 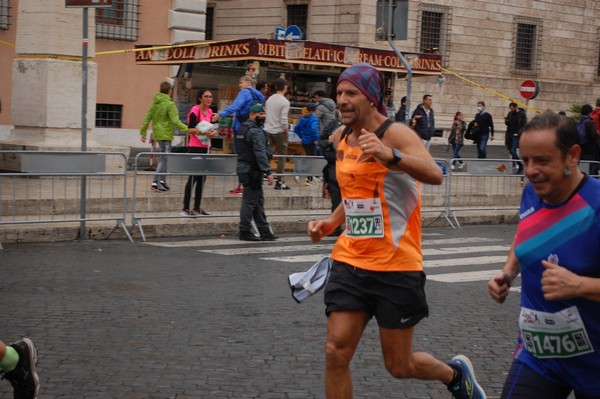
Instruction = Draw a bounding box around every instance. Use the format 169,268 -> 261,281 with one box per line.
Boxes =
220,75 -> 265,194
220,75 -> 265,153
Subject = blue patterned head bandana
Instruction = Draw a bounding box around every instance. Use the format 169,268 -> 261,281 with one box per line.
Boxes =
337,63 -> 387,116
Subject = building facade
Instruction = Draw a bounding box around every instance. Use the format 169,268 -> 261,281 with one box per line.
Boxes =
0,0 -> 599,144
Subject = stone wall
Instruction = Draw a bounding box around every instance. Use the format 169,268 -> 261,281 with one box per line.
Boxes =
210,0 -> 598,132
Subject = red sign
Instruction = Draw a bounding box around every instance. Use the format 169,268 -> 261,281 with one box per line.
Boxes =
134,38 -> 443,76
65,0 -> 112,7
520,79 -> 539,100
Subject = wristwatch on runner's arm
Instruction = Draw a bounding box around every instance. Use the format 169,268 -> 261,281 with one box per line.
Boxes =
387,148 -> 403,166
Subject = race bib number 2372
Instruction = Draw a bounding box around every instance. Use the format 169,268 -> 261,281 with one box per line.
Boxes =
343,198 -> 384,238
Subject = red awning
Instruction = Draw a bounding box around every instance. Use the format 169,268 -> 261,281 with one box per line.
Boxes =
134,38 -> 442,76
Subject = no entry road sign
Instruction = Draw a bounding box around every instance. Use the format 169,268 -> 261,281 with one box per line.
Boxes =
520,79 -> 539,100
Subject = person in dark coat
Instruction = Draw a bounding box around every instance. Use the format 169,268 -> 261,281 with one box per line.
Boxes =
394,96 -> 407,124
504,102 -> 527,173
235,103 -> 277,241
317,112 -> 342,236
473,100 -> 494,158
579,103 -> 600,176
411,94 -> 435,151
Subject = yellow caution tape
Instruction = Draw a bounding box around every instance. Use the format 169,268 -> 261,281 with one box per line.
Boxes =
0,39 -> 15,48
16,54 -> 84,61
4,34 -> 542,117
96,33 -> 273,56
442,68 -> 541,114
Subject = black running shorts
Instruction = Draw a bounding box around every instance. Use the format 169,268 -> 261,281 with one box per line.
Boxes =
324,260 -> 429,329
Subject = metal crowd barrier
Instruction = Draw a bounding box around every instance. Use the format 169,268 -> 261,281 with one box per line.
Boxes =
0,150 -> 132,245
129,153 -> 333,241
421,158 -> 458,228
130,152 -> 239,241
444,158 -> 526,227
5,150 -> 598,244
579,160 -> 600,178
270,154 -> 331,217
442,158 -> 600,228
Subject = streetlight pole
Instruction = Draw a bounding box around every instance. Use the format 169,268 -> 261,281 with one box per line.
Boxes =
79,6 -> 89,240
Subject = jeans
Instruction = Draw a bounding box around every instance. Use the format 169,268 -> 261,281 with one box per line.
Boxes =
509,134 -> 522,174
477,134 -> 489,159
421,139 -> 432,151
302,143 -> 316,156
154,140 -> 172,183
452,143 -> 463,165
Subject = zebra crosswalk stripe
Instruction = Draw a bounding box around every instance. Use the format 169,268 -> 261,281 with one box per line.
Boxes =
422,237 -> 502,246
262,254 -> 330,263
423,245 -> 509,256
424,256 -> 507,268
143,233 -> 515,285
427,270 -> 499,283
144,236 -> 337,248
199,244 -> 333,255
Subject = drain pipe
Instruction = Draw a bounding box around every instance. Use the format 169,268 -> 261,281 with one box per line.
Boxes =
387,0 -> 412,124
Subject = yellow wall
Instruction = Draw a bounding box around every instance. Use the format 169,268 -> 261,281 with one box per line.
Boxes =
95,2 -> 171,129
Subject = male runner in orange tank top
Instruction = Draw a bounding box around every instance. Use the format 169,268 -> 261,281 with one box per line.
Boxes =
307,63 -> 486,399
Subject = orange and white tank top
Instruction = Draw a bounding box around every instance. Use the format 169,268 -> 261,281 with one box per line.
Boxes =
331,132 -> 423,272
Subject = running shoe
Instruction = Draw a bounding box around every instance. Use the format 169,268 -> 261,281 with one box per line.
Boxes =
229,186 -> 244,194
150,183 -> 164,192
180,208 -> 193,216
447,355 -> 486,399
192,209 -> 210,216
158,180 -> 170,191
274,182 -> 290,190
1,338 -> 40,399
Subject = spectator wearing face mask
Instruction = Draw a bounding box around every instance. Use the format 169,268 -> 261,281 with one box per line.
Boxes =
235,103 -> 277,242
473,101 -> 494,158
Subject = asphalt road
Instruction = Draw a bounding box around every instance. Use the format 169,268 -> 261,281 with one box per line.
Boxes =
1,224 -> 525,399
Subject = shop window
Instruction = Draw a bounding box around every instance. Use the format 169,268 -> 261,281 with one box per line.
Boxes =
0,0 -> 10,30
205,5 -> 214,40
95,0 -> 140,41
96,104 -> 123,128
513,17 -> 541,75
418,4 -> 450,63
287,4 -> 308,39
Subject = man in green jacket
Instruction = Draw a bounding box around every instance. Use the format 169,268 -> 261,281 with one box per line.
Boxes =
140,81 -> 198,192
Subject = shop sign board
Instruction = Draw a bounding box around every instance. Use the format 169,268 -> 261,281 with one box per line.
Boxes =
65,0 -> 112,7
135,38 -> 442,75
